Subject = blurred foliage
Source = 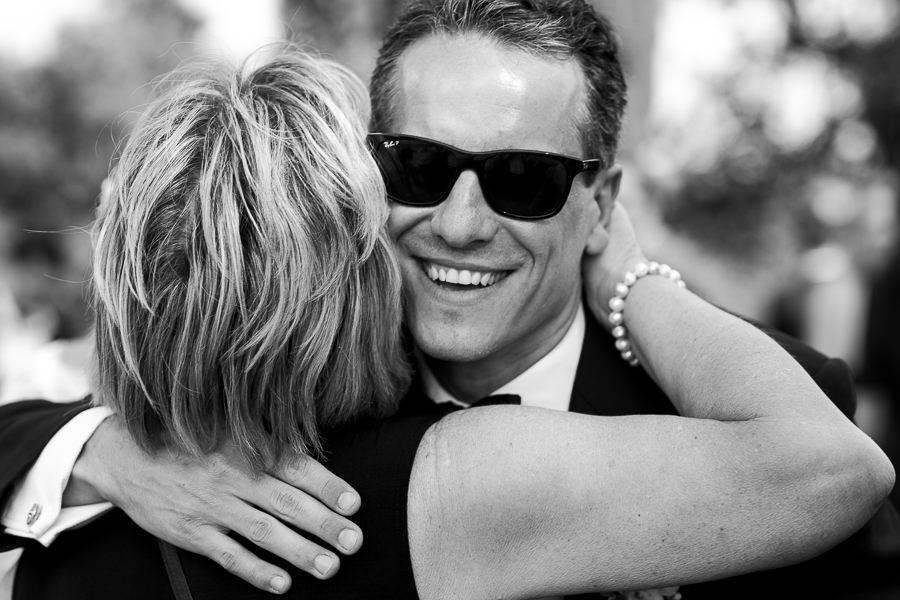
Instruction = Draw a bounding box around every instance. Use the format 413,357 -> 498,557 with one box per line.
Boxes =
643,0 -> 900,276
0,0 -> 200,338
281,0 -> 407,81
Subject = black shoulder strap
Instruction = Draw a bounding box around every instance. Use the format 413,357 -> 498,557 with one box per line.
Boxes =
159,539 -> 195,600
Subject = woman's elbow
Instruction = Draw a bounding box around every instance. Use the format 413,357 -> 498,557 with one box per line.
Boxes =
847,432 -> 895,515
803,424 -> 895,534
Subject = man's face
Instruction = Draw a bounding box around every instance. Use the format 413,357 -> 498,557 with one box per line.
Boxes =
387,34 -> 618,379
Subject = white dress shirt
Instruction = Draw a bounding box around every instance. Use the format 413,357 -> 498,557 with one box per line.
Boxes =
0,407 -> 113,599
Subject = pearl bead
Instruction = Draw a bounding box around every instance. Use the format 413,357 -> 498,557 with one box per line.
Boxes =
604,262 -> 686,368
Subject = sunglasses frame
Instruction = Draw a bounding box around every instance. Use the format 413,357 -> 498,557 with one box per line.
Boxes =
367,133 -> 603,220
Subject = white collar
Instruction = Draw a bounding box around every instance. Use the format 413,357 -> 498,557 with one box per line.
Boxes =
418,304 -> 586,411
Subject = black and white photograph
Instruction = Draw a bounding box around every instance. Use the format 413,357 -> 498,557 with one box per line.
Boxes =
1,1 -> 898,599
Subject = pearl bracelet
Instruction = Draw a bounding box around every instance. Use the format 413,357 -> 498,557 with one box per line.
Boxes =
607,261 -> 687,366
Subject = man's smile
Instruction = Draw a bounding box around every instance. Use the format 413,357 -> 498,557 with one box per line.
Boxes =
421,260 -> 511,288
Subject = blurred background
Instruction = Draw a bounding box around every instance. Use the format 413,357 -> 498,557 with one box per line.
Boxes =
1,0 -> 899,513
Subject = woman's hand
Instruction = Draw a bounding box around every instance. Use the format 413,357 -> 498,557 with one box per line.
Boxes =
69,416 -> 363,594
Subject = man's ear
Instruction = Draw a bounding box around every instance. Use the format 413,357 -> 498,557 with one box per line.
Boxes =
585,164 -> 622,254
595,164 -> 621,226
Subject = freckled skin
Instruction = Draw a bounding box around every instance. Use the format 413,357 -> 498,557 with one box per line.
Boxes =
387,34 -> 620,402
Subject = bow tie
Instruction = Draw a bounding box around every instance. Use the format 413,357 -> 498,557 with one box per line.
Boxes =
469,394 -> 522,408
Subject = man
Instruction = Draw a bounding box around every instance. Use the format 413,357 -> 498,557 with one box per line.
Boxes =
0,0 -> 891,597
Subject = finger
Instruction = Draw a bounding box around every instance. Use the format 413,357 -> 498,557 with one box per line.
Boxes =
192,528 -> 294,594
278,454 -> 361,516
256,478 -> 363,555
228,504 -> 344,579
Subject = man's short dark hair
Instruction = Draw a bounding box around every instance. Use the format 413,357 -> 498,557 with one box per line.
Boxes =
370,0 -> 628,166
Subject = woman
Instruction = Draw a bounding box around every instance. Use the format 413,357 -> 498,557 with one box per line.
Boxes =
12,47 -> 893,599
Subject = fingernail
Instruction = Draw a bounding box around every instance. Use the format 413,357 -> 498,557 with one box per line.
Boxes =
337,492 -> 358,512
269,575 -> 287,593
315,554 -> 336,577
338,528 -> 359,551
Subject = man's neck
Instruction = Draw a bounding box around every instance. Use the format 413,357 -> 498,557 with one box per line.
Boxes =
421,305 -> 583,405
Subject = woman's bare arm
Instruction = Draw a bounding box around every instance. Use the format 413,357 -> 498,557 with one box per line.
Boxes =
408,204 -> 894,600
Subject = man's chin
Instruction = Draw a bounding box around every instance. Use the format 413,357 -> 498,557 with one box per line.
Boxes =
413,329 -> 497,364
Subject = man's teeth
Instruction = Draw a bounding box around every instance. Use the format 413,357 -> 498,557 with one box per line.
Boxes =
426,264 -> 507,287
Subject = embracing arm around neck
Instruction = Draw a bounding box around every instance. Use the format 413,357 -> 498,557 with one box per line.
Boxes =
407,206 -> 895,600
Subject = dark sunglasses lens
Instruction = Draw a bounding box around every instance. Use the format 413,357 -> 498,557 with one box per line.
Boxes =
483,154 -> 568,218
373,138 -> 459,205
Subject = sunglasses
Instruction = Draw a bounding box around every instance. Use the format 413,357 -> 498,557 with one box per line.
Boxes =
367,133 -> 602,220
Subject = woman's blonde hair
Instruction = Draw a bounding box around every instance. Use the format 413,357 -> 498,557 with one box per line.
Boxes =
91,45 -> 409,469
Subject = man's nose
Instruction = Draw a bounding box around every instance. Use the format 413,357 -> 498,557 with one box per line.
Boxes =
430,171 -> 499,247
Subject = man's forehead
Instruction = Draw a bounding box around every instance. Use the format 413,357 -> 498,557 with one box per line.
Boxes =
395,34 -> 586,106
392,33 -> 586,154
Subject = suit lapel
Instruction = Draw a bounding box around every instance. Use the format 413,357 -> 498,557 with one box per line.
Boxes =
569,304 -> 677,417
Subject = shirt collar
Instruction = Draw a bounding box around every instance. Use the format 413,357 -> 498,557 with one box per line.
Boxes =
418,304 -> 586,411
